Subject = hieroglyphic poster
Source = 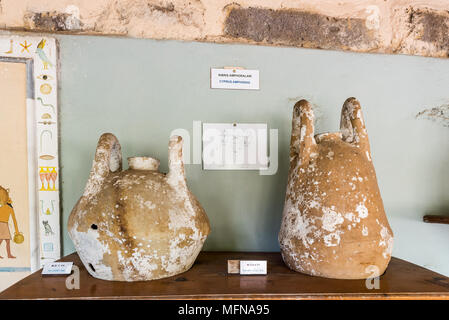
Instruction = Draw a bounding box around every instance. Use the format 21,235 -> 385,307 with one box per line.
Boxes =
0,36 -> 60,291
0,61 -> 31,290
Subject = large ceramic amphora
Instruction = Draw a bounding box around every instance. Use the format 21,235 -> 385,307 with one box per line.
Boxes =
68,133 -> 210,281
279,98 -> 393,279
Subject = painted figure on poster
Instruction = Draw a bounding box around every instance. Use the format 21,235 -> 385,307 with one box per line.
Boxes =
36,39 -> 53,69
0,186 -> 23,259
4,39 -> 13,54
20,40 -> 31,53
37,97 -> 55,114
42,221 -> 54,236
39,167 -> 58,191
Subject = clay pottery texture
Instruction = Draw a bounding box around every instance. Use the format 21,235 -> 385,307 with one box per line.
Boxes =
68,134 -> 210,281
279,98 -> 393,279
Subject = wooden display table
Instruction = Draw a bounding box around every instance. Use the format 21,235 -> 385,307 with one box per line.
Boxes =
1,252 -> 449,300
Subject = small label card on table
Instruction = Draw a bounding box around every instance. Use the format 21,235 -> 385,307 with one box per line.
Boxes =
42,262 -> 73,275
211,68 -> 259,90
227,260 -> 267,275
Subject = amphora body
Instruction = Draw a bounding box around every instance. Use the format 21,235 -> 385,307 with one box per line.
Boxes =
279,98 -> 393,279
68,134 -> 210,281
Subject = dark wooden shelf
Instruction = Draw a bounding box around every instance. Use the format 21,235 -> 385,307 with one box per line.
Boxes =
423,215 -> 449,225
1,252 -> 449,300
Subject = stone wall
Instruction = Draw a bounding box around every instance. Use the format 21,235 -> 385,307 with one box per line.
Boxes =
1,0 -> 449,58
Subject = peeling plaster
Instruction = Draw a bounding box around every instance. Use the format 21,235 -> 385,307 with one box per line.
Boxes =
24,10 -> 83,31
416,104 -> 449,127
224,6 -> 379,51
2,1 -> 449,58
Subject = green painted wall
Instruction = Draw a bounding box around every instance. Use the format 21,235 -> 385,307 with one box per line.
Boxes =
58,35 -> 449,275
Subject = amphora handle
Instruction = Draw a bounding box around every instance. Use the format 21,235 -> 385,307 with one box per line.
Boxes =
340,97 -> 371,154
83,133 -> 122,198
167,135 -> 187,188
291,99 -> 316,166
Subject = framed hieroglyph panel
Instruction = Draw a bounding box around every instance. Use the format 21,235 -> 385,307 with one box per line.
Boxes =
0,35 -> 59,280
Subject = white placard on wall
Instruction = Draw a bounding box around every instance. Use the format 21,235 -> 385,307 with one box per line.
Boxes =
202,123 -> 268,170
210,68 -> 259,90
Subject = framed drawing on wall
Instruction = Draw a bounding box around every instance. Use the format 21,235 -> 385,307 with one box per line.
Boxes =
0,35 -> 60,289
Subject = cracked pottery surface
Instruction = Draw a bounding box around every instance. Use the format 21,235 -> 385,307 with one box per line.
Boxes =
68,133 -> 210,281
279,98 -> 393,279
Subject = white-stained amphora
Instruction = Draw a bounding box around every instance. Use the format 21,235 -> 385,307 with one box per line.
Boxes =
279,98 -> 393,279
68,133 -> 210,281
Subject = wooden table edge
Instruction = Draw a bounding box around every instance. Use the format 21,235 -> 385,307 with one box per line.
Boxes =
2,252 -> 449,300
2,293 -> 449,300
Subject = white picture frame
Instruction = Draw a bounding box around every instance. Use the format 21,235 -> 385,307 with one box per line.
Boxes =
0,35 -> 60,271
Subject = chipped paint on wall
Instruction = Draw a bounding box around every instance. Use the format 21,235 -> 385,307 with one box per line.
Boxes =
224,7 -> 379,51
0,1 -> 449,58
416,104 -> 449,127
